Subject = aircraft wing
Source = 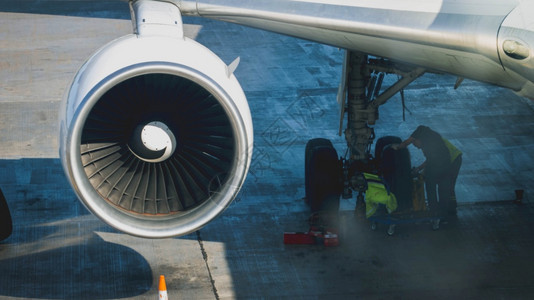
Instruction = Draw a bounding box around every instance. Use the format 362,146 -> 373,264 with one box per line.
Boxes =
178,0 -> 534,99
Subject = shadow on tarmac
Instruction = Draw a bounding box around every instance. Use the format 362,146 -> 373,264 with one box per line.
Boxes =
0,159 -> 152,299
0,233 -> 152,299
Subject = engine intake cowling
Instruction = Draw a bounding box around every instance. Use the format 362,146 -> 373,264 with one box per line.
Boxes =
60,33 -> 253,238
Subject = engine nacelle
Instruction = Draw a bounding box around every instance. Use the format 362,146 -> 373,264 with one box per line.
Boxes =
59,22 -> 253,238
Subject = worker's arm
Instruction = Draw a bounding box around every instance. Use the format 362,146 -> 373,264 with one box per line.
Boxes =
392,137 -> 414,150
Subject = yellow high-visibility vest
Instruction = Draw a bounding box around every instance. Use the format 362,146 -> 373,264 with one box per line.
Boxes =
442,138 -> 462,162
363,173 -> 397,218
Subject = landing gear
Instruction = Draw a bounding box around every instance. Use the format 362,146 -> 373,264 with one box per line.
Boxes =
297,52 -> 427,239
303,134 -> 425,236
0,187 -> 13,241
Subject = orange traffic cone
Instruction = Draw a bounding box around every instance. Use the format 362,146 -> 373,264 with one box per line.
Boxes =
159,275 -> 168,300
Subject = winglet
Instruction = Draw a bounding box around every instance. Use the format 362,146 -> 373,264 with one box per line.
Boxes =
226,57 -> 240,77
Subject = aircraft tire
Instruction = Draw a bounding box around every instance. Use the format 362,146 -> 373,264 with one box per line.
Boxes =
304,138 -> 342,213
374,135 -> 402,162
0,187 -> 13,241
378,138 -> 413,211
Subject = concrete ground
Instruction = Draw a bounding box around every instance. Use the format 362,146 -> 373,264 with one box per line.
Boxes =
1,1 -> 534,299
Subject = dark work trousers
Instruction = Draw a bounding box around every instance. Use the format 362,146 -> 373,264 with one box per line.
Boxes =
425,155 -> 462,218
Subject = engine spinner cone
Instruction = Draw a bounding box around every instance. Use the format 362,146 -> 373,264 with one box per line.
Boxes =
128,121 -> 177,163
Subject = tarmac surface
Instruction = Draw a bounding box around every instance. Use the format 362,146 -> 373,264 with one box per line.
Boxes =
1,1 -> 534,299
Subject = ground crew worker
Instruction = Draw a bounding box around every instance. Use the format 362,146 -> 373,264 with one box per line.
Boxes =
394,126 -> 462,228
362,173 -> 398,218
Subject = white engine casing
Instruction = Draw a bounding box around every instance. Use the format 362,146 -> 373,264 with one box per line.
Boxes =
60,25 -> 253,238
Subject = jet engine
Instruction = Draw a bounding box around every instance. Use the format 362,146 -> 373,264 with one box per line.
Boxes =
59,15 -> 253,238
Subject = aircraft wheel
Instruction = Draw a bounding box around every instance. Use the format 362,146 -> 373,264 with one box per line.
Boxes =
376,136 -> 413,211
0,187 -> 13,241
374,136 -> 402,164
305,138 -> 342,213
